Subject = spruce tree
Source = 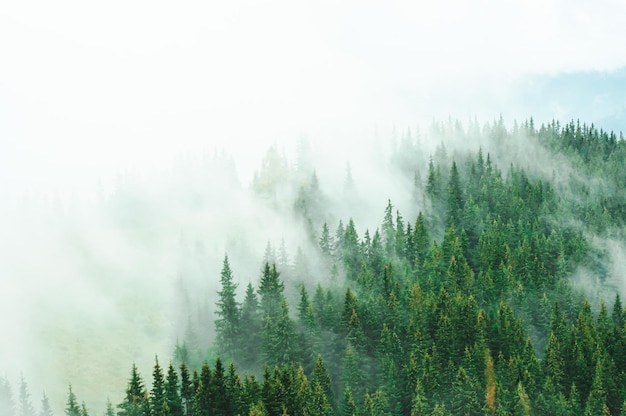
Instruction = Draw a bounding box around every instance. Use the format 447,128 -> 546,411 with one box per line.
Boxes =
165,363 -> 183,416
150,357 -> 166,416
64,386 -> 80,416
179,361 -> 192,416
239,282 -> 262,369
18,376 -> 35,416
319,222 -> 334,256
215,254 -> 240,357
40,393 -> 53,416
340,386 -> 357,416
104,399 -> 114,416
117,364 -> 147,416
312,354 -> 333,409
258,263 -> 284,319
382,200 -> 395,257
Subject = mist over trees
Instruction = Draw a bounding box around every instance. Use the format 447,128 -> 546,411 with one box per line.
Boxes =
4,118 -> 626,415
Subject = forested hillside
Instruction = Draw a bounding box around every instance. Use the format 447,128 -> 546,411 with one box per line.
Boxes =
3,119 -> 626,415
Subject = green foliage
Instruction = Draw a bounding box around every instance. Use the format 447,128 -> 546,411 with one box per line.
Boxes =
215,255 -> 240,357
38,119 -> 626,416
65,386 -> 80,416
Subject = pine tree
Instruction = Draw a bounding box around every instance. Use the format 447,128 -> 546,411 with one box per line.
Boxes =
150,357 -> 167,416
179,361 -> 192,416
194,363 -> 211,416
334,221 -> 346,261
485,349 -> 497,416
447,160 -> 464,227
18,376 -> 35,416
411,380 -> 429,416
584,357 -> 608,416
215,254 -> 240,357
450,367 -> 481,416
118,364 -> 147,416
40,393 -> 53,416
362,390 -> 390,416
342,342 -> 365,403
382,200 -> 395,257
211,357 -> 229,416
310,382 -> 333,416
239,282 -> 262,369
343,219 -> 361,278
319,222 -> 334,256
165,363 -> 183,416
259,263 -> 284,319
104,399 -> 114,416
264,298 -> 296,365
64,386 -> 80,416
226,361 -> 246,416
340,386 -> 357,416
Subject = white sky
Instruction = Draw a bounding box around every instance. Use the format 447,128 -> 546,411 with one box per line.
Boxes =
1,0 -> 626,195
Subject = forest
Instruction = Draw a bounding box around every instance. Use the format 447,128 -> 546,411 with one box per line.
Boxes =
3,118 -> 626,415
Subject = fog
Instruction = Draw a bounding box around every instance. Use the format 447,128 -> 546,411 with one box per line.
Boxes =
2,0 -> 626,413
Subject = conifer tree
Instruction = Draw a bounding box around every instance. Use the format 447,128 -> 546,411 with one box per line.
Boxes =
334,221 -> 346,261
239,282 -> 262,369
319,222 -> 334,256
194,363 -> 211,416
585,357 -> 608,416
362,390 -> 390,416
104,399 -> 114,416
179,362 -> 192,416
382,200 -> 395,257
259,263 -> 284,319
342,343 -> 364,403
484,350 -> 497,416
312,354 -> 334,409
165,363 -> 183,416
411,380 -> 429,416
310,382 -> 333,416
447,161 -> 464,227
150,357 -> 166,416
64,386 -> 80,416
211,357 -> 229,416
18,376 -> 35,416
215,254 -> 240,357
263,298 -> 296,365
40,393 -> 53,416
226,362 -> 246,416
340,385 -> 357,416
343,219 -> 361,277
118,364 -> 148,416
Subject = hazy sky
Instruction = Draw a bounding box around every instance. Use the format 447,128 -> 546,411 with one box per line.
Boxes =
1,0 -> 626,193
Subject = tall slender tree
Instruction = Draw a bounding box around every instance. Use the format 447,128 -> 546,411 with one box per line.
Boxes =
215,254 -> 240,357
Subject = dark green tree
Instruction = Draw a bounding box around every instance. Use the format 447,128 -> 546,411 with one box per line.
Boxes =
215,254 -> 240,357
64,386 -> 80,416
239,282 -> 262,369
150,357 -> 166,416
179,362 -> 192,416
117,364 -> 148,416
165,363 -> 182,416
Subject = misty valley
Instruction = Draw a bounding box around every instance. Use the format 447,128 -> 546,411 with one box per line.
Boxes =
4,118 -> 626,416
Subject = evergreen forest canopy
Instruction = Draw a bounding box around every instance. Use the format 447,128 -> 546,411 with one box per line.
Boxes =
4,118 -> 626,415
